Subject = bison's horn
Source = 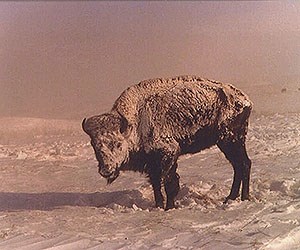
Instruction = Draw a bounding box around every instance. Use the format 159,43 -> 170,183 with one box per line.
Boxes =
82,118 -> 88,134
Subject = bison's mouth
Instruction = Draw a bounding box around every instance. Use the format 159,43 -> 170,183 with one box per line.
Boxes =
98,167 -> 120,184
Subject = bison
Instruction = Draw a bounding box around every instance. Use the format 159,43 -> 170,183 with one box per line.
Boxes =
82,76 -> 252,210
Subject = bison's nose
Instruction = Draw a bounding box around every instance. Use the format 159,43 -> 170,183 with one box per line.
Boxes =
98,167 -> 112,178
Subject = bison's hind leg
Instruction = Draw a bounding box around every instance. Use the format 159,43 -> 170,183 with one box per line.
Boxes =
164,163 -> 180,210
217,139 -> 251,203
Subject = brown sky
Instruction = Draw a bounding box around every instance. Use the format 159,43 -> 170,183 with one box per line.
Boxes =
0,1 -> 299,119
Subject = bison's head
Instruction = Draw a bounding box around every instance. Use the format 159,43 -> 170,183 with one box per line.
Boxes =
82,112 -> 131,184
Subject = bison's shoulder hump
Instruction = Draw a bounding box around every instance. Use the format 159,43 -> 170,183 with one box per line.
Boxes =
111,76 -> 252,124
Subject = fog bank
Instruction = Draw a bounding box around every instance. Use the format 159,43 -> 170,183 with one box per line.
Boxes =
0,1 -> 299,119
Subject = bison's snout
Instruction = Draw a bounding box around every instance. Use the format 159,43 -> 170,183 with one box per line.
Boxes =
98,166 -> 113,178
98,166 -> 120,184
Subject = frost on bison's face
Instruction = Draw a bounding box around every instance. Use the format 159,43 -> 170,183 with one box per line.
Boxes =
82,113 -> 130,184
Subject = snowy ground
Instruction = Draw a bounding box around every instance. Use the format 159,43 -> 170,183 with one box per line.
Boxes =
0,113 -> 300,249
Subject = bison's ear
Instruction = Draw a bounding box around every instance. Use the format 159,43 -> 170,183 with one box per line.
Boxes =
120,116 -> 132,137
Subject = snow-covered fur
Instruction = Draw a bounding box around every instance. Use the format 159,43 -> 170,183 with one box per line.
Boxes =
82,75 -> 253,210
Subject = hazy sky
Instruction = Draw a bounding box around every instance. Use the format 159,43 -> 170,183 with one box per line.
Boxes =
0,1 -> 299,119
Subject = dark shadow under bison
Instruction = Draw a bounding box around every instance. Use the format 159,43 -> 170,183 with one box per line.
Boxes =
82,76 -> 252,210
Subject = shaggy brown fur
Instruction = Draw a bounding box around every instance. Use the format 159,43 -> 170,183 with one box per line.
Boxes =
82,75 -> 252,210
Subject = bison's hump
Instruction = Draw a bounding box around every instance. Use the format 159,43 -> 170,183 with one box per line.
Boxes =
111,76 -> 252,125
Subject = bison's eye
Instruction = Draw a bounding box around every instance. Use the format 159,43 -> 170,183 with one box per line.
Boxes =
107,141 -> 114,150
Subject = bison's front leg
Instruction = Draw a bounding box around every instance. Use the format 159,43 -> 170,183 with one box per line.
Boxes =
164,163 -> 180,210
148,156 -> 164,208
149,174 -> 164,209
149,141 -> 180,209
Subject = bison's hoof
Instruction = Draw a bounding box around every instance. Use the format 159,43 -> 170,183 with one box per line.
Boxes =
223,195 -> 239,204
241,195 -> 250,201
165,202 -> 176,211
165,206 -> 175,211
155,201 -> 164,209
